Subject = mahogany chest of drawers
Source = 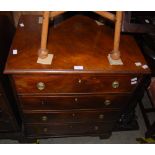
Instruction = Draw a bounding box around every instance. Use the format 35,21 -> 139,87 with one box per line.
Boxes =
4,15 -> 150,139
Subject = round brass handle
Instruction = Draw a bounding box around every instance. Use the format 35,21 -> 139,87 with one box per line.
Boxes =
112,81 -> 119,88
104,100 -> 111,106
99,114 -> 104,119
43,128 -> 48,132
42,116 -> 48,121
75,98 -> 78,102
94,126 -> 99,131
78,79 -> 82,84
72,113 -> 76,117
69,125 -> 73,128
41,101 -> 46,105
37,82 -> 45,90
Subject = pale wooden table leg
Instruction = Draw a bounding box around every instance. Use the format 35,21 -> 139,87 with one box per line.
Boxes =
38,11 -> 50,59
110,11 -> 123,60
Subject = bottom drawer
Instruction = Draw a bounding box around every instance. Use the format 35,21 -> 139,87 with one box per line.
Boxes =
25,123 -> 114,137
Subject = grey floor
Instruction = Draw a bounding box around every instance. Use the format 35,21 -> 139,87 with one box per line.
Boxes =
0,93 -> 154,144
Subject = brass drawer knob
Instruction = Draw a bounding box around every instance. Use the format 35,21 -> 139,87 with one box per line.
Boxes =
72,113 -> 76,117
42,116 -> 48,121
104,100 -> 111,106
37,82 -> 45,90
94,126 -> 99,131
75,98 -> 78,102
41,101 -> 45,105
112,81 -> 119,88
99,114 -> 104,119
78,79 -> 82,84
69,125 -> 73,128
43,128 -> 48,132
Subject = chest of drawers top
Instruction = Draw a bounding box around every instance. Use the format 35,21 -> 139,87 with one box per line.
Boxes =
4,15 -> 149,75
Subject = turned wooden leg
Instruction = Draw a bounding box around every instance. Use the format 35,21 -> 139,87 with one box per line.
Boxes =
38,11 -> 50,59
110,11 -> 123,60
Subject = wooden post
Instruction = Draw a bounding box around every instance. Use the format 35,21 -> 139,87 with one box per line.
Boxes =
50,11 -> 65,18
110,11 -> 123,60
38,11 -> 50,59
94,11 -> 116,21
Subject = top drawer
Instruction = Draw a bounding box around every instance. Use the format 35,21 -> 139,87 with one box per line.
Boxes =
13,74 -> 140,94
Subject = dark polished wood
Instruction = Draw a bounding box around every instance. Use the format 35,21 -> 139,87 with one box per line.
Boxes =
23,110 -> 120,124
25,123 -> 113,138
4,15 -> 149,74
13,74 -> 141,94
19,94 -> 130,110
4,14 -> 150,140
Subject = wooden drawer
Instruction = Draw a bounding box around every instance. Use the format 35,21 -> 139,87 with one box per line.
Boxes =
25,123 -> 113,137
20,94 -> 130,110
13,74 -> 140,94
23,110 -> 120,124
